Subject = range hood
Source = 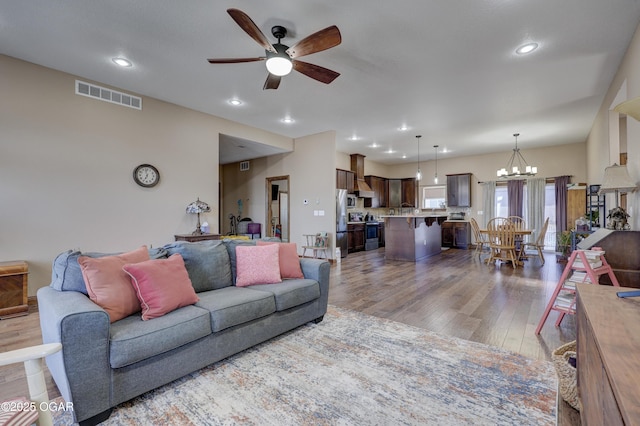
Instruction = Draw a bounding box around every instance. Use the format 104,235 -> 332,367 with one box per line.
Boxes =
350,154 -> 374,198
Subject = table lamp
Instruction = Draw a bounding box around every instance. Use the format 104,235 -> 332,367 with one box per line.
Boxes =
598,164 -> 637,229
186,198 -> 211,235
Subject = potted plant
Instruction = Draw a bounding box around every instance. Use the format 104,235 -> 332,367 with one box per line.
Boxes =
556,230 -> 572,262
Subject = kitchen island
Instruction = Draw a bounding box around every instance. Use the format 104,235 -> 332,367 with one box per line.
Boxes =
382,215 -> 447,261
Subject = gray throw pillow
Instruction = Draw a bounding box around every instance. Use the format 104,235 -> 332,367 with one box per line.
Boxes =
164,241 -> 232,292
221,239 -> 257,283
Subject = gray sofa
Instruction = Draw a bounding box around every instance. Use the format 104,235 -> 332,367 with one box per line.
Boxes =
37,239 -> 330,425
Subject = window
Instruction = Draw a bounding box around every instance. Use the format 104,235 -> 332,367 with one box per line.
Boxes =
493,182 -> 557,251
421,185 -> 446,209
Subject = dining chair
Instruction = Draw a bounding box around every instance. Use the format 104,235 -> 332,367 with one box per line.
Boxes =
486,217 -> 518,269
521,217 -> 549,265
469,218 -> 487,259
508,215 -> 526,252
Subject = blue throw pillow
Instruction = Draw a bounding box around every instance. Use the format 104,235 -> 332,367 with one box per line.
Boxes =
50,247 -> 168,294
163,241 -> 232,292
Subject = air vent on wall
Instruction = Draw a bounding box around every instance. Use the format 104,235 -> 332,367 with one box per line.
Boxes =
75,80 -> 142,110
240,161 -> 250,171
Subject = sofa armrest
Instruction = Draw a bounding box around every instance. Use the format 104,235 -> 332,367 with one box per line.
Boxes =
299,258 -> 330,316
37,286 -> 112,423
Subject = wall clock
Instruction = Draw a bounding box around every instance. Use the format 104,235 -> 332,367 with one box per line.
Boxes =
133,164 -> 160,188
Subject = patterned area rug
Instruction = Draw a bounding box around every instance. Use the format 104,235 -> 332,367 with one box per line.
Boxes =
53,306 -> 557,425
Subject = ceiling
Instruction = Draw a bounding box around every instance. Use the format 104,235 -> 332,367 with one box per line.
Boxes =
2,1 -> 640,165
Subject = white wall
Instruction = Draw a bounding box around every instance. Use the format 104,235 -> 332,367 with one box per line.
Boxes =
222,131 -> 336,255
586,21 -> 640,228
0,55 -> 291,294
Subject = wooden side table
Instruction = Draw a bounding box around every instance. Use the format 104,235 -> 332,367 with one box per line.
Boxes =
174,233 -> 222,242
0,260 -> 29,319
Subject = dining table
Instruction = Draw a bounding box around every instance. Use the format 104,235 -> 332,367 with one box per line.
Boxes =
479,228 -> 533,266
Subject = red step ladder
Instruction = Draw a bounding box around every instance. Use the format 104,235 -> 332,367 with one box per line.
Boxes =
535,249 -> 620,334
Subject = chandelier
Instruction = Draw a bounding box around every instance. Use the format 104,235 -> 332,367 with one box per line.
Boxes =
496,133 -> 538,178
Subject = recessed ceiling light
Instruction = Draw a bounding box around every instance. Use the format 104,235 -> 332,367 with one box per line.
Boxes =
369,143 -> 379,148
227,98 -> 243,106
516,43 -> 538,55
281,117 -> 295,124
385,149 -> 395,154
402,154 -> 407,159
112,57 -> 132,67
348,135 -> 359,141
398,125 -> 409,131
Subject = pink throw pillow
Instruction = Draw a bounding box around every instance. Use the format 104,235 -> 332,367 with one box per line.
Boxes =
256,241 -> 303,279
235,244 -> 282,287
123,254 -> 199,321
78,246 -> 150,323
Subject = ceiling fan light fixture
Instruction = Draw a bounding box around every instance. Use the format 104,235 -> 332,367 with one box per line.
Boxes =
266,44 -> 293,76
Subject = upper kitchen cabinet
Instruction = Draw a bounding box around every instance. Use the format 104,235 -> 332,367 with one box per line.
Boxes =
336,169 -> 355,193
401,178 -> 417,207
386,178 -> 417,208
364,176 -> 387,208
446,173 -> 472,207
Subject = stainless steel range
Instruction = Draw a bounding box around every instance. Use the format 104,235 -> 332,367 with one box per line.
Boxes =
365,222 -> 379,250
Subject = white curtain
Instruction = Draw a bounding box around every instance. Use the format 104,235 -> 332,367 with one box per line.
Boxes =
481,181 -> 496,227
526,177 -> 546,243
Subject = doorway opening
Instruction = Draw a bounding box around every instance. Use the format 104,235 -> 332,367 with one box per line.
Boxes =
266,176 -> 290,242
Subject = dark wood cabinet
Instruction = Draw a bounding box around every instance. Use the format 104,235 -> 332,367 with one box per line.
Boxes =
347,223 -> 365,253
175,233 -> 221,242
402,178 -> 417,207
446,173 -> 472,207
577,284 -> 640,425
336,169 -> 355,193
386,178 -> 416,208
364,175 -> 387,208
441,221 -> 470,249
378,223 -> 385,247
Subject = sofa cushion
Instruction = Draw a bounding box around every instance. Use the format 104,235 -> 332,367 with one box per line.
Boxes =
50,247 -> 168,295
256,241 -> 304,279
109,304 -> 212,368
195,287 -> 276,332
235,244 -> 282,287
77,246 -> 150,323
123,254 -> 200,320
164,241 -> 232,292
247,279 -> 320,311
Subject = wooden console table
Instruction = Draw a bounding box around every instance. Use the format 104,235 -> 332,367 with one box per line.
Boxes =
174,233 -> 221,242
0,260 -> 29,319
577,283 -> 640,425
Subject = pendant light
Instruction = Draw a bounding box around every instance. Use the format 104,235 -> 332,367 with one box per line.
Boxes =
415,135 -> 422,181
433,145 -> 439,184
496,133 -> 538,178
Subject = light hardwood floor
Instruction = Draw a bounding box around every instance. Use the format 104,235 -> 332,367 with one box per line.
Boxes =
1,246 -> 580,424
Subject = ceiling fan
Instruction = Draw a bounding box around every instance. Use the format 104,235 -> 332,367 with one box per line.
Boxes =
207,8 -> 342,90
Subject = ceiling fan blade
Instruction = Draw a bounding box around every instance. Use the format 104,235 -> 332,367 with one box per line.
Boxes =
263,73 -> 281,90
227,9 -> 276,53
286,26 -> 342,59
207,57 -> 266,64
293,60 -> 340,84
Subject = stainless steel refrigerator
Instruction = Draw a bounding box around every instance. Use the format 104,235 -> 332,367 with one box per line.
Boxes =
336,189 -> 348,258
